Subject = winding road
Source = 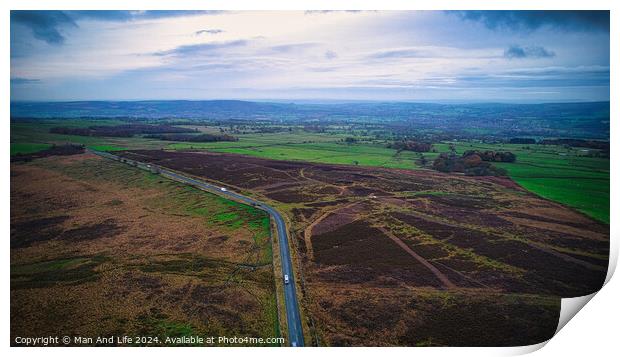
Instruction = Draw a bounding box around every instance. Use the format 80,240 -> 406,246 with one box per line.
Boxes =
89,149 -> 305,347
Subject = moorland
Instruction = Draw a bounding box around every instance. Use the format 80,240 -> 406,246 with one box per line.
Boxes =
10,100 -> 610,346
11,153 -> 279,346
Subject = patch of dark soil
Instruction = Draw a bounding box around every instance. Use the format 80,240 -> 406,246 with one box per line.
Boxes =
208,235 -> 230,243
345,185 -> 391,197
117,272 -> 165,299
563,252 -> 609,266
11,255 -> 108,289
399,294 -> 559,346
311,212 -> 358,236
291,207 -> 317,221
347,186 -> 375,196
407,243 -> 450,260
391,212 -> 608,296
59,219 -> 124,242
135,275 -> 164,290
190,285 -> 229,305
312,220 -> 443,287
312,266 -> 377,284
320,290 -> 559,347
257,182 -> 302,192
433,257 -> 481,272
10,215 -> 69,248
185,285 -> 260,334
420,194 -> 497,209
431,264 -> 479,288
496,221 -> 608,257
531,233 -> 609,257
265,189 -> 318,203
432,257 -> 530,291
163,283 -> 193,304
306,199 -> 349,207
391,213 -> 457,240
308,186 -> 342,195
506,211 -> 609,234
138,256 -> 226,274
430,207 -> 512,227
120,150 -> 295,189
337,298 -> 403,332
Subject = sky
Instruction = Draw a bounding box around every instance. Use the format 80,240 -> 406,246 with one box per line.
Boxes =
10,10 -> 610,103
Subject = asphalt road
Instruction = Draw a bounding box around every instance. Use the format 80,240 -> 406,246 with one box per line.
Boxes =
89,150 -> 305,347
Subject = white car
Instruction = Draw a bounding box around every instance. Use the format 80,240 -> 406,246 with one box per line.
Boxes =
220,187 -> 227,192
284,274 -> 290,284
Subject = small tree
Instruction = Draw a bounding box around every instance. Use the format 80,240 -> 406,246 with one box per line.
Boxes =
419,154 -> 428,166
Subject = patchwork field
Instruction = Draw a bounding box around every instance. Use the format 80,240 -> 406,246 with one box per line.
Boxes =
168,133 -> 422,169
164,128 -> 609,223
11,120 -> 167,154
10,154 -> 279,346
11,120 -> 609,223
118,149 -> 609,346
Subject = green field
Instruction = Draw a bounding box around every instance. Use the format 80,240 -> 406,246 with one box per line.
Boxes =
11,120 -> 170,153
170,139 -> 422,169
11,120 -> 609,223
11,143 -> 52,155
165,127 -> 423,169
431,142 -> 609,223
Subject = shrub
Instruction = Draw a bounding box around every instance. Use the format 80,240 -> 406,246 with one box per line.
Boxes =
432,152 -> 507,176
144,133 -> 238,142
388,140 -> 432,152
463,150 -> 516,163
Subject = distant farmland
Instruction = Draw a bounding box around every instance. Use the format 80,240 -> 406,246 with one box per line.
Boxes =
11,119 -> 610,223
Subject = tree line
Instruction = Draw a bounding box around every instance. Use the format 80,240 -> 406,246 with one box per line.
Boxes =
387,140 -> 433,152
144,133 -> 238,142
50,124 -> 195,137
462,150 -> 516,163
432,152 -> 512,176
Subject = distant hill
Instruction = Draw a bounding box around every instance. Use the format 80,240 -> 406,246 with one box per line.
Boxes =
10,100 -> 294,119
10,100 -> 609,139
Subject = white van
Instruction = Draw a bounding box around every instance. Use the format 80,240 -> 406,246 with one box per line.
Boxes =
284,274 -> 290,284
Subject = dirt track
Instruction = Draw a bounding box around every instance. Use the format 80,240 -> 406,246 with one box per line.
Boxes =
378,227 -> 456,289
116,149 -> 609,346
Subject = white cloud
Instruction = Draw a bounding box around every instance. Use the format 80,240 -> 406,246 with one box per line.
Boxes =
10,11 -> 610,101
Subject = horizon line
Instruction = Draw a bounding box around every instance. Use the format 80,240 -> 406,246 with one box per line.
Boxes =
10,99 -> 611,105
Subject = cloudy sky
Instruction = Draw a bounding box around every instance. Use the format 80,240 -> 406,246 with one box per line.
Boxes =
10,10 -> 610,102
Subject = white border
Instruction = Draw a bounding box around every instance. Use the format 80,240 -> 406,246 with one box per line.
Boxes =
3,1 -> 617,356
